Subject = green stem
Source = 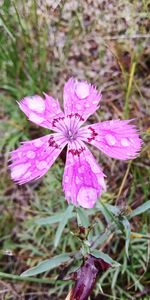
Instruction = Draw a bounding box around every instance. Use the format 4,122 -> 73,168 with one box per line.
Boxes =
0,271 -> 71,285
124,61 -> 136,118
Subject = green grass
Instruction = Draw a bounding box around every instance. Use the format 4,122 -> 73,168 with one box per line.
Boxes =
0,0 -> 150,299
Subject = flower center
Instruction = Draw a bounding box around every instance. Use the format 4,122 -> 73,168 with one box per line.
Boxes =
66,129 -> 78,141
52,113 -> 85,143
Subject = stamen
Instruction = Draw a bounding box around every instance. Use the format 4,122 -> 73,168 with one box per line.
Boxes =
48,136 -> 60,149
87,126 -> 98,142
69,146 -> 85,156
52,116 -> 65,128
69,113 -> 84,135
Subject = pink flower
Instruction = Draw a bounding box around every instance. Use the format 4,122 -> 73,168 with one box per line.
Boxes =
9,78 -> 142,208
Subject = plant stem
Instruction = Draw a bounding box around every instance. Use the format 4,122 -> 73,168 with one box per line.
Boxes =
0,271 -> 71,285
124,61 -> 136,118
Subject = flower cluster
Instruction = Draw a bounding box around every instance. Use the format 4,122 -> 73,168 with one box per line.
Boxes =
10,78 -> 142,208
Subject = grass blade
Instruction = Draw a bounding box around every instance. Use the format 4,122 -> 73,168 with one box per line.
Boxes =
129,200 -> 150,218
54,205 -> 74,248
21,254 -> 71,277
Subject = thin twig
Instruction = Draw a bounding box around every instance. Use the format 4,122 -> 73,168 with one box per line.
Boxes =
104,34 -> 150,40
100,233 -> 114,251
116,161 -> 132,202
65,289 -> 73,300
124,61 -> 136,118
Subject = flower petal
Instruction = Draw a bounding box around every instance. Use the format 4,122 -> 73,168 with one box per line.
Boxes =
63,141 -> 106,208
9,133 -> 67,184
63,78 -> 102,123
80,120 -> 143,160
18,94 -> 64,130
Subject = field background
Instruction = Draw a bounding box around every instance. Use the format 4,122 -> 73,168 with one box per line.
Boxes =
0,0 -> 150,299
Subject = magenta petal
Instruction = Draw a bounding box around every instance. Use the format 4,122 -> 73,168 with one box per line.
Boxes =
81,120 -> 143,160
9,134 -> 67,184
18,94 -> 64,130
63,78 -> 102,123
63,141 -> 106,208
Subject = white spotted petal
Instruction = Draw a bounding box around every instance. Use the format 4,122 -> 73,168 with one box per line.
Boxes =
18,95 -> 64,130
10,134 -> 67,184
63,141 -> 106,208
82,120 -> 143,160
63,78 -> 102,123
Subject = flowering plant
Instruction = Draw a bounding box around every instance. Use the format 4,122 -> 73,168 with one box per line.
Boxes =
9,78 -> 149,300
10,78 -> 142,208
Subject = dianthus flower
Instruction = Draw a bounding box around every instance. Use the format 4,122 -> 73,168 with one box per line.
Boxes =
10,78 -> 142,208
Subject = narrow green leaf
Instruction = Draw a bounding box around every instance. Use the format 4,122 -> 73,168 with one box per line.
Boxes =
36,213 -> 63,225
0,271 -> 71,284
122,217 -> 131,257
91,228 -> 113,250
21,254 -> 71,277
105,204 -> 120,215
129,200 -> 150,218
111,267 -> 120,289
0,16 -> 15,41
91,250 -> 120,266
97,202 -> 123,232
54,205 -> 74,248
36,212 -> 76,226
76,207 -> 89,228
97,202 -> 112,223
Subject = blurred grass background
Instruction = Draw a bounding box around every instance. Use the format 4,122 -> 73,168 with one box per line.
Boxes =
0,0 -> 150,299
